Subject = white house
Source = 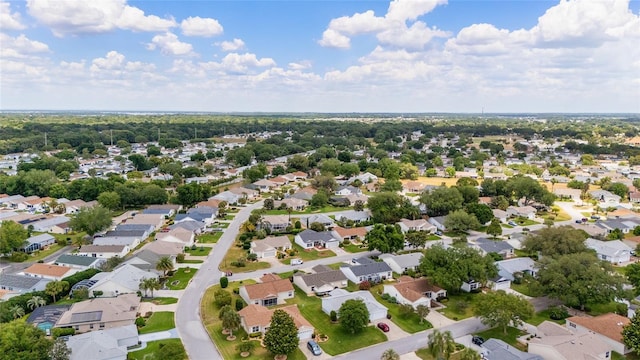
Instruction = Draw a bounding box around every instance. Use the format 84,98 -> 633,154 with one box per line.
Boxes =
339,257 -> 392,284
396,219 -> 436,233
294,229 -> 339,249
585,238 -> 632,264
383,276 -> 446,309
379,253 -> 423,274
89,264 -> 158,297
77,245 -> 129,259
293,265 -> 348,296
321,289 -> 387,321
66,324 -> 139,360
506,205 -> 537,220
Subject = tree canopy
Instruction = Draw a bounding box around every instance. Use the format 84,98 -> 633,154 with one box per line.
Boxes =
339,299 -> 370,334
0,320 -> 54,360
419,187 -> 464,217
264,309 -> 299,356
69,205 -> 112,236
522,226 -> 588,257
0,220 -> 28,255
444,209 -> 481,233
419,245 -> 497,292
474,290 -> 534,334
365,224 -> 405,254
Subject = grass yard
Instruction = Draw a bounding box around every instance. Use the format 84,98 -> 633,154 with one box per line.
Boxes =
415,347 -> 468,360
185,246 -> 212,256
513,218 -> 539,226
220,245 -> 271,273
138,311 -> 176,334
286,287 -> 387,355
427,235 -> 441,240
180,259 -> 204,264
198,232 -> 223,243
142,297 -> 178,305
127,339 -> 186,360
343,243 -> 368,253
612,351 -> 640,360
29,243 -> 65,262
475,327 -> 526,350
586,301 -> 621,316
527,309 -> 566,326
437,293 -> 481,321
51,232 -> 86,246
326,262 -> 345,270
510,281 -> 542,298
166,268 -> 197,290
223,215 -> 235,220
201,281 -> 307,360
369,285 -> 433,333
290,243 -> 336,262
501,224 -> 514,229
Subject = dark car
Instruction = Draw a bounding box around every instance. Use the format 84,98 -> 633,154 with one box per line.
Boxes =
472,336 -> 485,346
307,340 -> 322,356
377,322 -> 390,332
575,219 -> 582,223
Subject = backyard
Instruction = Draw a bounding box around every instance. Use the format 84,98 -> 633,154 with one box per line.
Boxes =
138,311 -> 175,334
166,268 -> 197,290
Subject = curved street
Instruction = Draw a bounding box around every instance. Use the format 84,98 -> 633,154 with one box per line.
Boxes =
175,200 -> 264,360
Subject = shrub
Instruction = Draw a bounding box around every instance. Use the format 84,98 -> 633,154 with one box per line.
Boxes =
359,281 -> 371,290
233,288 -> 240,295
176,253 -> 185,263
214,289 -> 232,307
236,341 -> 255,353
191,244 -> 197,250
342,239 -> 351,245
92,290 -> 103,297
294,221 -> 301,229
220,276 -> 229,288
242,242 -> 251,250
52,328 -> 75,338
235,298 -> 245,311
548,306 -> 569,320
135,317 -> 146,327
386,314 -> 392,319
249,332 -> 262,338
330,310 -> 337,322
288,249 -> 296,257
616,303 -> 628,316
9,252 -> 29,262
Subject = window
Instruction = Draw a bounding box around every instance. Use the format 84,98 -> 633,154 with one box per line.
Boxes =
99,323 -> 105,328
288,292 -> 292,297
606,352 -> 610,358
74,326 -> 79,330
89,324 -> 94,329
569,322 -> 576,328
252,326 -> 260,333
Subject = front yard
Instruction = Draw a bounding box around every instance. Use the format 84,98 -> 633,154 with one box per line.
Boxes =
437,293 -> 482,320
220,246 -> 271,273
474,326 -> 526,351
198,232 -> 223,243
343,243 -> 368,253
166,268 -> 197,290
127,339 -> 186,360
185,246 -> 212,256
142,297 -> 178,305
369,284 -> 433,333
284,243 -> 336,263
138,311 -> 175,334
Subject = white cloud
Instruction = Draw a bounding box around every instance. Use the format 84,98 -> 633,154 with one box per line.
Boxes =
318,0 -> 448,49
0,33 -> 50,59
26,0 -> 175,36
147,32 -> 195,56
288,60 -> 312,70
181,16 -> 223,37
217,38 -> 245,52
0,1 -> 26,30
220,52 -> 276,73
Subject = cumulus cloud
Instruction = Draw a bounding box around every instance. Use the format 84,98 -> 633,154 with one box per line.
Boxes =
0,33 -> 50,59
220,53 -> 276,73
181,16 -> 223,37
1,1 -> 26,30
318,0 -> 448,49
288,60 -> 312,70
26,0 -> 176,36
147,32 -> 195,56
217,38 -> 245,51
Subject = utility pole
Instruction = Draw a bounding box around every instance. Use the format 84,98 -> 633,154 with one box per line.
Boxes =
44,132 -> 47,147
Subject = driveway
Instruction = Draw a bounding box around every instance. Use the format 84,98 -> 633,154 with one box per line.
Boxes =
379,319 -> 409,341
426,310 -> 455,328
529,296 -> 562,312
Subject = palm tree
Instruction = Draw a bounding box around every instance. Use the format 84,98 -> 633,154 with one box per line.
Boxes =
380,349 -> 400,360
155,256 -> 174,277
10,305 -> 25,319
27,295 -> 47,310
45,280 -> 69,303
427,330 -> 456,360
459,348 -> 481,360
139,279 -> 150,297
145,277 -> 161,298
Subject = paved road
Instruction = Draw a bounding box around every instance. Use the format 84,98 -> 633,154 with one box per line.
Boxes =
0,244 -> 73,274
332,317 -> 488,360
175,201 -> 264,360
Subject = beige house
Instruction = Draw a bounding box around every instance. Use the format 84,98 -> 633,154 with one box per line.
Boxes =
250,235 -> 292,259
293,265 -> 348,296
55,293 -> 140,333
238,304 -> 314,340
566,313 -> 631,354
239,274 -> 294,307
528,321 -> 611,360
22,263 -> 75,280
383,276 -> 446,309
125,213 -> 164,230
155,227 -> 195,247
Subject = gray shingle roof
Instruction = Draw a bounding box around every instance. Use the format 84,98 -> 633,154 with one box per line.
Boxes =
0,273 -> 47,290
297,229 -> 336,244
296,270 -> 347,287
475,238 -> 514,253
348,262 -> 392,277
55,254 -> 101,267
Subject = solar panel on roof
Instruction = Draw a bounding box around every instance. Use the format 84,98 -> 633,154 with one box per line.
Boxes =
69,311 -> 102,323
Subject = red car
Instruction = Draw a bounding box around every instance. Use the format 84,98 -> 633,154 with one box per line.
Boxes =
377,322 -> 390,332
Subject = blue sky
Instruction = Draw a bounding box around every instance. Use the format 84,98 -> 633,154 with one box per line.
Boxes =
1,0 -> 639,113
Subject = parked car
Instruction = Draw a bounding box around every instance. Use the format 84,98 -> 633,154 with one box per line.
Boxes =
472,336 -> 485,346
591,215 -> 601,220
435,231 -> 443,236
575,219 -> 582,223
508,221 -> 518,226
377,322 -> 390,332
307,340 -> 322,356
291,258 -> 304,265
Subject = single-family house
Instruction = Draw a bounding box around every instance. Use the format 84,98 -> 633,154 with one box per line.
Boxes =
63,200 -> 97,214
472,238 -> 515,259
396,218 -> 436,233
403,181 -> 427,193
93,236 -> 141,249
630,191 -> 640,204
590,190 -> 622,205
303,214 -> 335,229
321,289 -> 387,321
348,172 -> 378,184
269,176 -> 289,186
66,324 -> 139,360
293,265 -> 348,296
54,254 -> 103,270
169,220 -> 205,234
331,226 -> 368,242
30,216 -> 72,233
55,293 -> 140,333
239,274 -> 294,307
492,209 -> 508,223
274,198 -> 307,211
0,273 -> 51,296
238,304 -> 314,340
428,216 -> 447,231
143,240 -> 184,257
22,263 -> 76,280
495,257 -> 537,282
144,204 -> 182,216
27,304 -> 70,333
211,191 -> 241,205
113,224 -> 154,237
155,227 -> 195,247
506,205 -> 537,220
595,218 -> 640,235
379,253 -> 423,274
122,250 -> 174,275
20,233 -> 56,253
124,213 -> 164,230
566,313 -> 631,354
585,238 -> 632,264
260,215 -> 291,233
77,245 -> 129,259
461,279 -> 482,293
88,264 -> 159,297
480,338 -> 543,360
554,188 -> 582,201
340,257 -> 393,284
383,276 -> 446,309
250,235 -> 292,259
252,179 -> 277,192
345,193 -> 368,206
228,187 -> 259,201
334,210 -> 371,223
528,321 -> 612,360
335,185 -> 361,196
291,188 -> 316,201
294,229 -> 339,249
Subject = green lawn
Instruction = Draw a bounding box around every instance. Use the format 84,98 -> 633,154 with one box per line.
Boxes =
142,297 -> 178,305
586,301 -> 620,316
138,311 -> 175,334
513,218 -> 539,226
127,339 -> 186,360
166,268 -> 197,290
288,243 -> 336,262
475,327 -> 526,350
501,224 -> 514,229
437,293 -> 481,320
28,243 -> 65,262
286,286 -> 387,355
612,351 -> 640,360
198,233 -> 223,243
51,232 -> 87,246
527,309 -> 566,326
510,281 -> 542,298
180,259 -> 204,264
223,215 -> 235,220
343,243 -> 368,253
369,285 -> 433,333
326,262 -> 345,270
415,348 -> 467,360
220,246 -> 271,273
427,235 -> 441,240
185,246 -> 212,256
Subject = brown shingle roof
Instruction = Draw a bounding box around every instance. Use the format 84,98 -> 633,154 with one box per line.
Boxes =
239,304 -> 312,330
333,226 -> 368,239
567,313 -> 630,343
392,276 -> 444,302
23,263 -> 72,278
244,276 -> 293,300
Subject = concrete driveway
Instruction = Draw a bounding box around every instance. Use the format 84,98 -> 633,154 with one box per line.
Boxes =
377,319 -> 409,341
